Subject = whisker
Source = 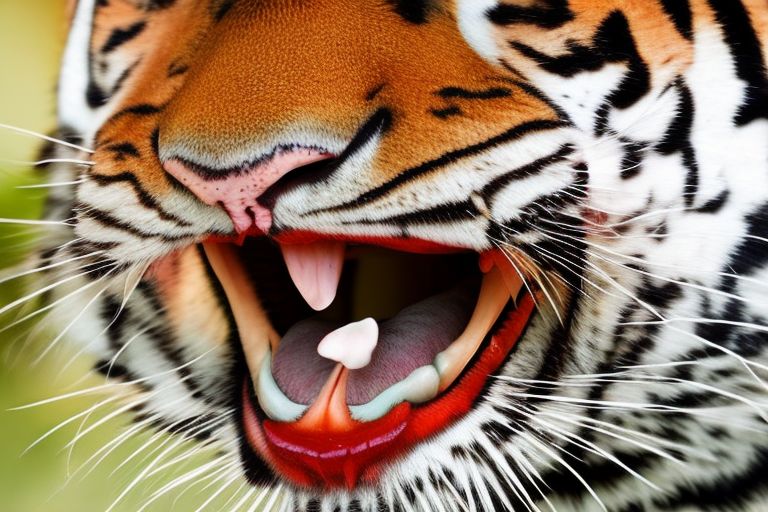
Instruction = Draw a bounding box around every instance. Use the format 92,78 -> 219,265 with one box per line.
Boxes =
0,251 -> 104,286
10,347 -> 217,410
16,180 -> 85,189
0,217 -> 74,227
0,262 -> 117,319
0,123 -> 94,154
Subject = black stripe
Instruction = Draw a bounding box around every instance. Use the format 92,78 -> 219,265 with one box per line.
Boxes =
167,61 -> 189,78
656,79 -> 699,206
365,83 -> 386,102
510,78 -> 572,124
708,0 -> 768,125
99,295 -> 152,390
77,203 -> 192,241
656,448 -> 768,510
727,201 -> 768,279
349,199 -> 477,227
86,81 -> 109,108
386,0 -> 432,24
95,103 -> 166,141
78,205 -> 155,239
101,21 -> 146,54
481,145 -> 575,204
429,106 -> 463,119
311,119 -> 568,214
108,103 -> 165,123
619,139 -> 648,180
513,11 -> 650,111
659,0 -> 694,40
135,413 -> 217,442
146,0 -> 177,10
105,142 -> 140,160
488,0 -> 574,29
696,189 -> 729,214
90,172 -> 193,226
213,0 -> 235,21
136,281 -> 208,402
437,86 -> 512,100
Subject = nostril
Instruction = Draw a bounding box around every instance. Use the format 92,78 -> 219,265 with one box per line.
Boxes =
257,156 -> 339,212
161,148 -> 335,234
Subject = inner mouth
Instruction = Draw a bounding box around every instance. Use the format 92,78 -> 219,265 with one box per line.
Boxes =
269,245 -> 480,409
202,236 -> 535,489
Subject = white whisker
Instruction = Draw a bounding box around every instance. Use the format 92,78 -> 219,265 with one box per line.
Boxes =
0,123 -> 94,153
16,180 -> 85,189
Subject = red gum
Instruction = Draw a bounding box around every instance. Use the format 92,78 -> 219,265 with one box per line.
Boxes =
245,294 -> 536,490
205,231 -> 470,255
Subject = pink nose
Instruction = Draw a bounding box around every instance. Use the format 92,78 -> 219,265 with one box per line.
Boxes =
163,149 -> 333,234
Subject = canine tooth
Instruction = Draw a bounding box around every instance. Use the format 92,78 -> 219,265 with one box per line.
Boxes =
317,318 -> 379,370
480,250 -> 526,298
349,365 -> 440,422
280,241 -> 345,311
256,350 -> 308,422
203,243 -> 279,378
434,266 -> 511,391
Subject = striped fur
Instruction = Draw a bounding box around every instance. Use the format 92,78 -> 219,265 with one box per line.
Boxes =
18,0 -> 768,510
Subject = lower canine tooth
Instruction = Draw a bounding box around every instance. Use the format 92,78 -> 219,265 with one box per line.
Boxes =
257,350 -> 308,422
349,365 -> 440,422
434,266 -> 511,391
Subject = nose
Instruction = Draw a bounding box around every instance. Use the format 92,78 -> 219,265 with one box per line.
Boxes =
163,148 -> 333,234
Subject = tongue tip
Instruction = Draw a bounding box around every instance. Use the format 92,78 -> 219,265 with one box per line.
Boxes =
307,290 -> 337,312
280,240 -> 345,312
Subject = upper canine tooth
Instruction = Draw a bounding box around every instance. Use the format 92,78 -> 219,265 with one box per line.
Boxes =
481,250 -> 525,298
203,243 -> 279,376
317,318 -> 379,370
280,241 -> 345,311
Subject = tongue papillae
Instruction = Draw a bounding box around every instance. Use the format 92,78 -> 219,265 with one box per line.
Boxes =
280,241 -> 345,311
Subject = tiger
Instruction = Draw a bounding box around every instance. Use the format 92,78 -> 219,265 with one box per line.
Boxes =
11,0 -> 768,510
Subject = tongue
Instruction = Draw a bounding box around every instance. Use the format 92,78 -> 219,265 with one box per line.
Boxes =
272,282 -> 477,406
280,241 -> 345,311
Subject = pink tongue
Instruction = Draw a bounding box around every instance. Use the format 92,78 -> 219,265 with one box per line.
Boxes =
272,283 -> 477,406
280,241 -> 345,311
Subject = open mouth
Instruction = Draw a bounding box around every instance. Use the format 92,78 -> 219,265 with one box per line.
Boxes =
201,236 -> 537,490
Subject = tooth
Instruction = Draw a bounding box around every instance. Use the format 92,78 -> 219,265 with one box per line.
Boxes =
281,241 -> 345,311
203,243 -> 279,376
434,266 -> 512,391
481,250 -> 526,298
256,350 -> 308,422
349,365 -> 440,422
317,318 -> 379,370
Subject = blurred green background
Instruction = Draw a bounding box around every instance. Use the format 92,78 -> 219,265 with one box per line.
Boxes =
0,3 -> 242,510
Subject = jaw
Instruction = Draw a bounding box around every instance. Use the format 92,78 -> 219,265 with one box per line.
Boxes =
198,234 -> 551,490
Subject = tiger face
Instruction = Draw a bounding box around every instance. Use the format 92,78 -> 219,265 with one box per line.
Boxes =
26,0 -> 768,510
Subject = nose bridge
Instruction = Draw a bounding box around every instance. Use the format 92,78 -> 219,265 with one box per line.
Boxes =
163,149 -> 332,234
158,1 -> 381,160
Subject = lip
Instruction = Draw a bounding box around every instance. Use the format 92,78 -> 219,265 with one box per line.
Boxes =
240,286 -> 537,490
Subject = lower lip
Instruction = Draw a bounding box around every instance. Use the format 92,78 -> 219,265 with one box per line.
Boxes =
241,294 -> 536,490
